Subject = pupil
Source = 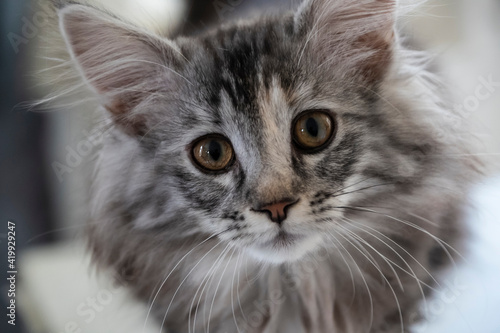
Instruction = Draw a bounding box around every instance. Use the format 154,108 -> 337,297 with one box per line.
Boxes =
207,141 -> 222,161
306,118 -> 319,137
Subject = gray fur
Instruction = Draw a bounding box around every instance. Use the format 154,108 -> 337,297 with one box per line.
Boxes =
56,0 -> 481,332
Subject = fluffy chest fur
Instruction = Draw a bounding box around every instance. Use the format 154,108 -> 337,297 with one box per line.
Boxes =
54,0 -> 480,332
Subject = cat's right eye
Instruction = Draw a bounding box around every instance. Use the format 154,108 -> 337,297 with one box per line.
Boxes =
191,135 -> 235,173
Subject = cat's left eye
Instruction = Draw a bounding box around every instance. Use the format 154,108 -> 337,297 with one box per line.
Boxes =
293,110 -> 335,152
191,135 -> 235,173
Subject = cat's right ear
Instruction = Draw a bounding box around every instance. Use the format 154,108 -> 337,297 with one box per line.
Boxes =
58,4 -> 182,136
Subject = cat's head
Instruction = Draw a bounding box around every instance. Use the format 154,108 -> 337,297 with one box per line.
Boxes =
59,0 -> 466,264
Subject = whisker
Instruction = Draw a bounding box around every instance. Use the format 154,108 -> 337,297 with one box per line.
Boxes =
335,177 -> 374,191
142,232 -> 222,332
159,240 -> 225,333
349,219 -> 440,285
146,237 -> 201,306
341,218 -> 433,313
351,205 -> 440,228
326,230 -> 374,330
188,243 -> 231,333
230,251 -> 244,333
334,206 -> 463,267
195,244 -> 232,332
337,221 -> 404,291
324,238 -> 357,305
332,229 -> 404,333
236,252 -> 249,327
207,247 -> 237,333
332,182 -> 398,198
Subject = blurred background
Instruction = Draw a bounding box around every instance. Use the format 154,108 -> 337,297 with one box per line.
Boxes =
0,0 -> 499,332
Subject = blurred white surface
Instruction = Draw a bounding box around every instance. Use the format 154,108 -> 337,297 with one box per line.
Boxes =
413,176 -> 500,333
19,243 -> 161,333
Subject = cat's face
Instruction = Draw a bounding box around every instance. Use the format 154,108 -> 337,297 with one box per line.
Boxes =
59,0 -> 438,264
156,31 -> 369,263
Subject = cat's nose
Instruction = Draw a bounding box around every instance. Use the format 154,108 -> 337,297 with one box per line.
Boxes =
253,199 -> 299,224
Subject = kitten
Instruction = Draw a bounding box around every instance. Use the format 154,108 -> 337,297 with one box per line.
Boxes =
55,0 -> 480,332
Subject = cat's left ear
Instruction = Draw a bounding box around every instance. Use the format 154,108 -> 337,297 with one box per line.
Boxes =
294,0 -> 396,83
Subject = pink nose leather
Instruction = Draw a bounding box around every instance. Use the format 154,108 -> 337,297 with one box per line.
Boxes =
256,200 -> 298,224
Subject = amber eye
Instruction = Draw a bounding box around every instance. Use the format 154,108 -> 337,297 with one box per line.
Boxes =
191,135 -> 235,172
293,110 -> 335,152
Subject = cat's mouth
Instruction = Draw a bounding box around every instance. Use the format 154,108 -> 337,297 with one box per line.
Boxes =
246,230 -> 323,264
264,230 -> 302,248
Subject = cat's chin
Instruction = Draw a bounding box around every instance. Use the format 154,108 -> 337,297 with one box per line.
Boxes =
245,233 -> 324,264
